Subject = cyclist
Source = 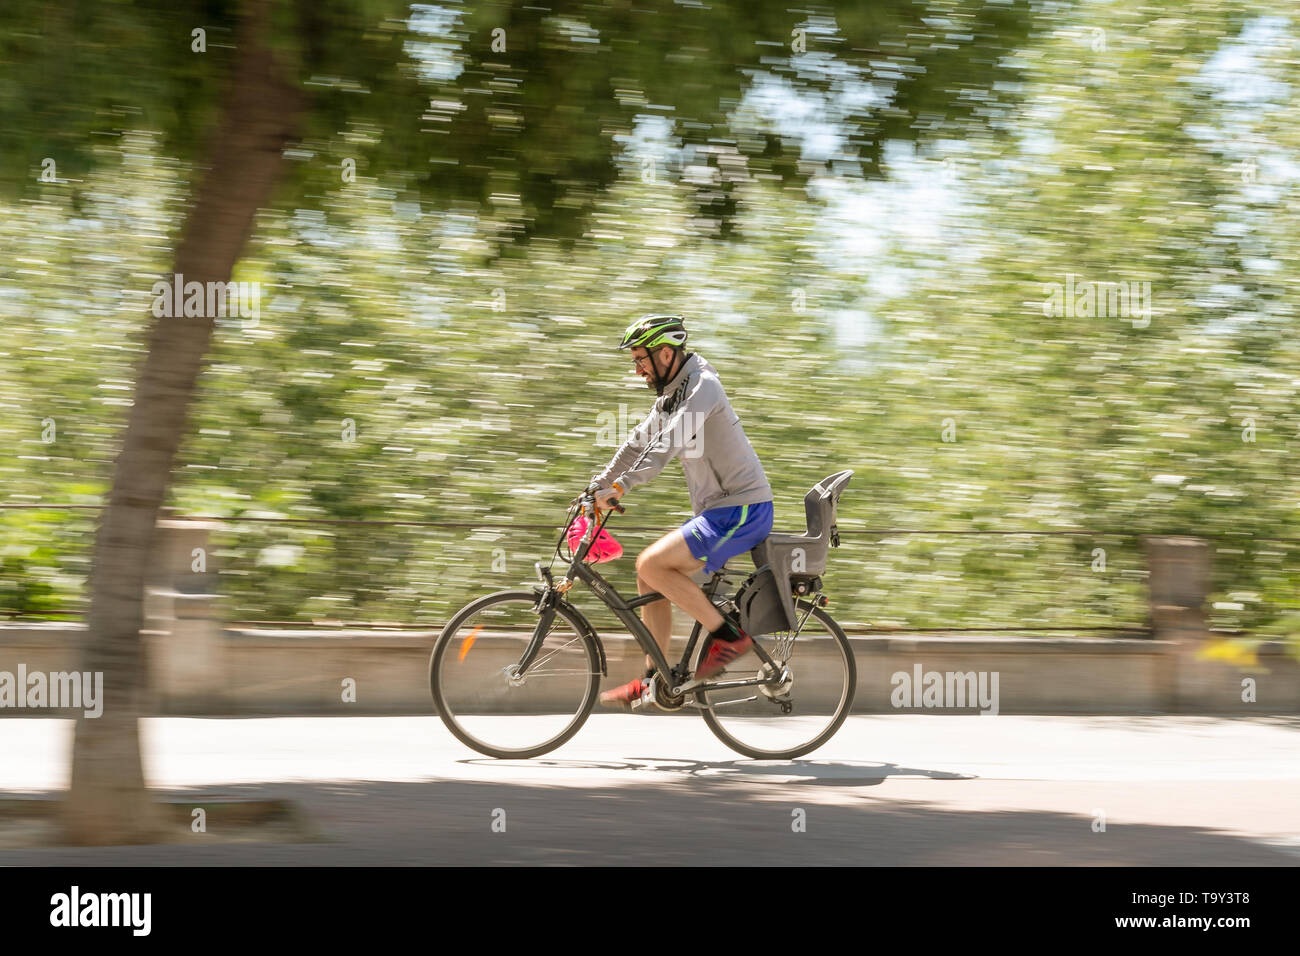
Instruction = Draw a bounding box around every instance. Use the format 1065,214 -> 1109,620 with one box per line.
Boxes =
588,314 -> 775,707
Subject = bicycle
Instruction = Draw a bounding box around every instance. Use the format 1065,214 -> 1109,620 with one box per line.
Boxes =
429,470 -> 856,760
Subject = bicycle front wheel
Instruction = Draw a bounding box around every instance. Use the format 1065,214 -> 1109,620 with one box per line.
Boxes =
697,602 -> 856,760
430,590 -> 602,759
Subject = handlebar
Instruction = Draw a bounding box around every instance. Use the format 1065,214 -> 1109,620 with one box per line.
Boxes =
552,489 -> 625,582
577,490 -> 624,515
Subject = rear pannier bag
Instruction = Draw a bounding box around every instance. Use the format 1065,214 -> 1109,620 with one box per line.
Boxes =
735,565 -> 792,636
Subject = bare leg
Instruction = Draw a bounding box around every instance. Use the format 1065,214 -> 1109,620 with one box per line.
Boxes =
636,531 -> 726,675
636,573 -> 673,673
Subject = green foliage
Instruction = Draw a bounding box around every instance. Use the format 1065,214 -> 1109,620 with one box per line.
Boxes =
0,1 -> 1296,649
0,506 -> 94,616
0,0 -> 1036,243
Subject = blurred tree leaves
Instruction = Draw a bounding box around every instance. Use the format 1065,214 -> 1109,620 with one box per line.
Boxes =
1,0 -> 1296,646
1,0 -> 1037,243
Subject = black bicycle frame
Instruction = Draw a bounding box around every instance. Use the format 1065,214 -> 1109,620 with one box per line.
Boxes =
530,548 -> 782,695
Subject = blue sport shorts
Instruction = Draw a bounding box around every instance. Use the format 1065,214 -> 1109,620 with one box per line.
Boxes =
680,501 -> 774,574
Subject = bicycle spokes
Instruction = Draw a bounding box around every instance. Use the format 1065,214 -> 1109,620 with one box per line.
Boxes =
431,591 -> 601,758
696,602 -> 856,759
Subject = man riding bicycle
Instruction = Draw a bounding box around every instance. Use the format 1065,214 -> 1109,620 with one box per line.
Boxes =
588,314 -> 775,707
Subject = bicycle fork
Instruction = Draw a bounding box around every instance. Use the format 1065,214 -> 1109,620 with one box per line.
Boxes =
512,587 -> 560,677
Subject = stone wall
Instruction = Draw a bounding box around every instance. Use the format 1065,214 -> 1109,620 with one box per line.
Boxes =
1,523 -> 1295,716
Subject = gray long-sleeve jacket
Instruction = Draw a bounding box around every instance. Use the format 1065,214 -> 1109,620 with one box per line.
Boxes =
591,353 -> 773,515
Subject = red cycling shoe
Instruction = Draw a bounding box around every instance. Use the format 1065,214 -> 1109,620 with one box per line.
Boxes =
599,674 -> 652,709
696,630 -> 753,680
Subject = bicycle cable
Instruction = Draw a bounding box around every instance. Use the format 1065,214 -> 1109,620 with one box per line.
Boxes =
550,498 -> 581,569
549,491 -> 618,573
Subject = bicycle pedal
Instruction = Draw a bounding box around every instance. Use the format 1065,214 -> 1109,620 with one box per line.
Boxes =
631,678 -> 656,711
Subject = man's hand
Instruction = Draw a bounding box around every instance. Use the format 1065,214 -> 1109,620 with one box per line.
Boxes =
592,484 -> 623,511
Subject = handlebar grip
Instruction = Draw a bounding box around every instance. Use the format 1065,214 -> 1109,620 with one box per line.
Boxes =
578,489 -> 624,515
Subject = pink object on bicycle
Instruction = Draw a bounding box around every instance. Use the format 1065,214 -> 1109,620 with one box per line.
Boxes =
568,516 -> 623,563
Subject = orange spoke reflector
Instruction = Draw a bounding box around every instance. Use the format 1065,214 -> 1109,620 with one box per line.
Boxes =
459,625 -> 483,662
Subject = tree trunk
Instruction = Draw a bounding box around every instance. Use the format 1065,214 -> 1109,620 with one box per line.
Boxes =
60,0 -> 303,845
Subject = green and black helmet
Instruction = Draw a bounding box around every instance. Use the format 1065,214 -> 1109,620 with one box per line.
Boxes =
618,314 -> 689,395
618,314 -> 688,351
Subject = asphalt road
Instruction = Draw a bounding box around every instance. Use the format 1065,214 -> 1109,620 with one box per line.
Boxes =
1,714 -> 1297,865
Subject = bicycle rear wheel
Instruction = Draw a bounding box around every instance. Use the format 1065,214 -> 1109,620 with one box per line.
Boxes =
430,589 -> 602,759
697,602 -> 855,759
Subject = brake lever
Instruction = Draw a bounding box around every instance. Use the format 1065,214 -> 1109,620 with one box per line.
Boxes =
579,491 -> 624,516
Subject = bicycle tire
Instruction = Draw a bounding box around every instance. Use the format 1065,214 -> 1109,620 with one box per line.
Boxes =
430,589 -> 602,759
697,602 -> 856,760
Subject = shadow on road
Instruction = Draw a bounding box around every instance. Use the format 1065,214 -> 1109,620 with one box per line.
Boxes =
0,775 -> 1295,866
461,756 -> 971,785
